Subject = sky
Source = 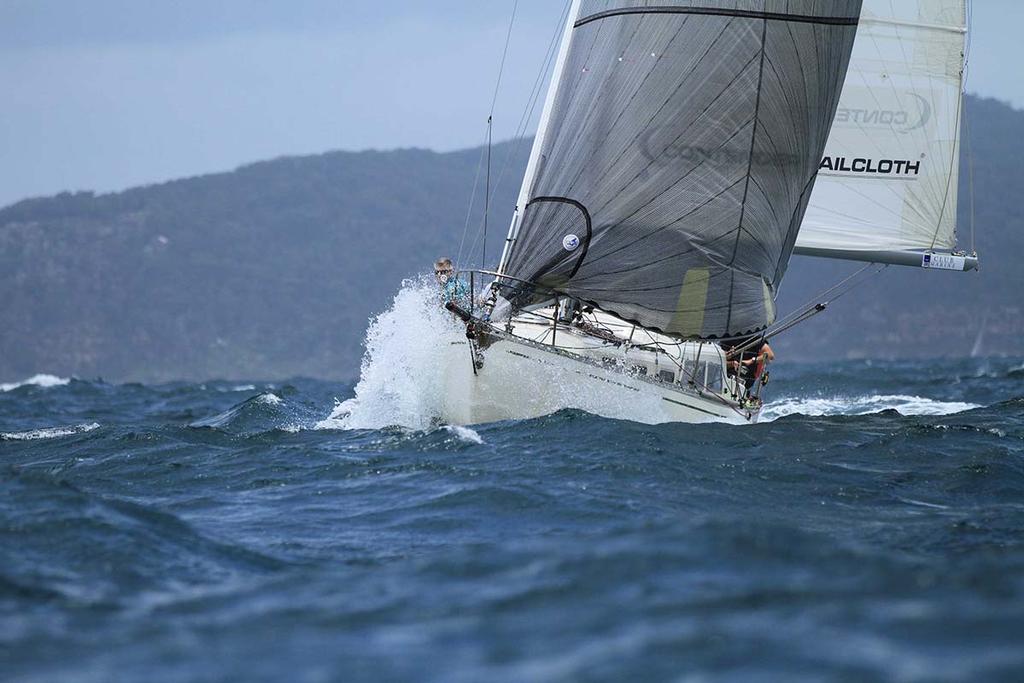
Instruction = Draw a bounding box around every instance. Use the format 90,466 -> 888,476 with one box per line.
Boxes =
0,0 -> 1020,207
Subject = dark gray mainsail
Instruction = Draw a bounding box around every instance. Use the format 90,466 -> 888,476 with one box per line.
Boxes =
495,0 -> 862,339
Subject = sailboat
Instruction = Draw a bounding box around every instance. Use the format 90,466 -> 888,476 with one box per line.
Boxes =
433,0 -> 975,426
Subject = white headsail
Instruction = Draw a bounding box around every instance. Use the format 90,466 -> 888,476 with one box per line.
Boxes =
795,0 -> 976,271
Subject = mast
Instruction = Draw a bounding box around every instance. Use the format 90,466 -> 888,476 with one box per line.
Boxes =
496,0 -> 582,277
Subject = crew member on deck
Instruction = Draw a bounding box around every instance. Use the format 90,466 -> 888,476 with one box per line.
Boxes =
434,257 -> 471,309
723,335 -> 774,396
742,338 -> 774,393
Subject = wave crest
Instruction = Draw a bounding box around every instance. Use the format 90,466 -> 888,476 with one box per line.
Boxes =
0,374 -> 71,392
1,422 -> 100,441
763,394 -> 980,421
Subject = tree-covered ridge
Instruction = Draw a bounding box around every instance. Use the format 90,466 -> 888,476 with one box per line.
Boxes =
0,96 -> 1019,382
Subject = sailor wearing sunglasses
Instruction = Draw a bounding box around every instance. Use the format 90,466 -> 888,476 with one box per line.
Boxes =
434,257 -> 470,308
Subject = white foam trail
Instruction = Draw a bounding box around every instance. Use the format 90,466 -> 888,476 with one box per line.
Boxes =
316,398 -> 355,431
2,422 -> 100,441
317,278 -> 465,431
762,394 -> 980,421
0,374 -> 70,392
444,425 -> 484,444
256,393 -> 282,406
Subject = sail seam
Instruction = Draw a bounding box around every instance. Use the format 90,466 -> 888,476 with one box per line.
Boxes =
556,17 -> 683,216
858,17 -> 965,34
571,173 -> 746,279
724,15 -> 768,334
931,90 -> 965,251
562,16 -> 734,237
572,68 -> 757,272
574,7 -> 859,29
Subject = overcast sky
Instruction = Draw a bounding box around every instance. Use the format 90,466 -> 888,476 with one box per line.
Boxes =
1,0 -> 1020,207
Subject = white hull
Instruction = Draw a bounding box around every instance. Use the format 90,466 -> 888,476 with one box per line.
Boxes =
437,308 -> 759,427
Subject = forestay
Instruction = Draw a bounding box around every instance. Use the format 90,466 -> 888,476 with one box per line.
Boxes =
795,0 -> 974,270
495,0 -> 861,339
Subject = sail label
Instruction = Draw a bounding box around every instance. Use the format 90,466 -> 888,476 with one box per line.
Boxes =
833,97 -> 931,133
819,157 -> 921,176
921,253 -> 966,271
562,234 -> 580,252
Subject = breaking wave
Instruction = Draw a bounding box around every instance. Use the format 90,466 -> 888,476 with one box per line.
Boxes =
0,374 -> 71,392
762,394 -> 981,421
442,424 -> 484,444
318,278 -> 464,432
189,392 -> 305,434
2,422 -> 100,441
256,393 -> 282,406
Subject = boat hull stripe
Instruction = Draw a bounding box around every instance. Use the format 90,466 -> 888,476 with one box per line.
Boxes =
661,395 -> 731,418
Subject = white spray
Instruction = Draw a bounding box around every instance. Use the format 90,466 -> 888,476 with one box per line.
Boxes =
318,278 -> 466,431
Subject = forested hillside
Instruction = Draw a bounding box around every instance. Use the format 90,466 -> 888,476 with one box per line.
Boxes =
0,96 -> 1019,382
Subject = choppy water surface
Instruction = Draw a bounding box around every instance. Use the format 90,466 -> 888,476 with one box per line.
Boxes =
2,359 -> 1024,682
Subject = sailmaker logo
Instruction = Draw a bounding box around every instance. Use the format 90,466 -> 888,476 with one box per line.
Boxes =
834,94 -> 932,134
819,157 -> 922,176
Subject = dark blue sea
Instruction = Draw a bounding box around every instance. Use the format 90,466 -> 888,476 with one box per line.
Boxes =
3,359 -> 1024,682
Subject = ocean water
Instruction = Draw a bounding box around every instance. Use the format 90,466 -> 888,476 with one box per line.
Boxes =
3,288 -> 1024,682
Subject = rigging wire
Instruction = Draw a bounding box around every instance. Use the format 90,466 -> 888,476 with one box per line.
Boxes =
964,94 -> 977,255
459,0 -> 521,270
745,262 -> 890,355
455,130 -> 489,270
458,1 -> 519,270
487,0 -> 573,206
930,0 -> 972,252
964,0 -> 977,255
716,261 -> 890,360
489,1 -> 519,119
770,262 -> 886,333
484,1 -> 518,270
483,116 -> 492,269
464,0 -> 572,269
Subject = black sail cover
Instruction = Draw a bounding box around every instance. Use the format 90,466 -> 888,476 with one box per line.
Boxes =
497,0 -> 862,339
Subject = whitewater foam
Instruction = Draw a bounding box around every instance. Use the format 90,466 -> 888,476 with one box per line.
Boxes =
2,422 -> 100,441
0,374 -> 71,392
443,425 -> 484,444
316,398 -> 354,431
762,394 -> 980,421
318,278 -> 466,431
